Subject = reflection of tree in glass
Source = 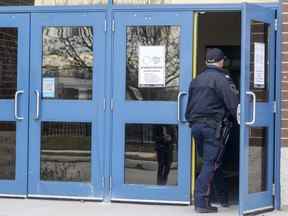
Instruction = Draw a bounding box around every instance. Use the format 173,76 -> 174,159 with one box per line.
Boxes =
43,27 -> 93,79
126,26 -> 180,101
42,27 -> 93,100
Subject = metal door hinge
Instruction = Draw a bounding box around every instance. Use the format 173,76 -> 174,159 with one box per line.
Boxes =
273,183 -> 275,195
104,19 -> 107,33
112,19 -> 115,32
273,101 -> 277,113
275,19 -> 278,31
110,98 -> 114,111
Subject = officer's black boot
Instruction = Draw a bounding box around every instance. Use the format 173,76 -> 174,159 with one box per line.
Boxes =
195,197 -> 218,213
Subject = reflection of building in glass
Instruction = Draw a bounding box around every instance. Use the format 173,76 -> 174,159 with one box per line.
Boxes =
0,123 -> 16,180
0,28 -> 17,99
41,122 -> 91,182
42,27 -> 93,100
125,124 -> 178,186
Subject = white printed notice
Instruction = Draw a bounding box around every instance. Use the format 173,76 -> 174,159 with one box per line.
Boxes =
254,42 -> 265,89
138,45 -> 166,88
42,77 -> 55,98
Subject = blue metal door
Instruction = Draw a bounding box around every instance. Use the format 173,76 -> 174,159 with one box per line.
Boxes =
239,4 -> 276,215
0,14 -> 30,196
28,12 -> 106,199
111,12 -> 193,203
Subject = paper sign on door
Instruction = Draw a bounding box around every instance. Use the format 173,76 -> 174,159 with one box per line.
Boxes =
138,45 -> 166,88
254,42 -> 265,89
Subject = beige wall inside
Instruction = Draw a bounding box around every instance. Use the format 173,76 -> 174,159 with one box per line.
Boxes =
196,12 -> 241,73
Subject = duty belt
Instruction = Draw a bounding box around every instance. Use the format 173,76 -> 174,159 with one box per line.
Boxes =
190,117 -> 220,129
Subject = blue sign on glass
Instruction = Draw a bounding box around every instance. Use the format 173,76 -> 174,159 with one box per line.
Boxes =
42,77 -> 55,98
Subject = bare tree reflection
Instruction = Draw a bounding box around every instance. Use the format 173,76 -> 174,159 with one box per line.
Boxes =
126,26 -> 180,101
42,27 -> 93,100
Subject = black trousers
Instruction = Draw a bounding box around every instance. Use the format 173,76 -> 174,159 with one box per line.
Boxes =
191,123 -> 226,208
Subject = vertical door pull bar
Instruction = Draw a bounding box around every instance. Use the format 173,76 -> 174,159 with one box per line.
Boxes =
14,90 -> 24,120
237,104 -> 240,125
177,91 -> 187,123
34,90 -> 40,120
245,91 -> 256,125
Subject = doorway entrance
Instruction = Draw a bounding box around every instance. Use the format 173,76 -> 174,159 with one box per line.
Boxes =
193,6 -> 276,215
194,11 -> 241,207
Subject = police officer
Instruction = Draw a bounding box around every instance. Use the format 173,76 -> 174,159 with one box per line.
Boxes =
185,48 -> 239,213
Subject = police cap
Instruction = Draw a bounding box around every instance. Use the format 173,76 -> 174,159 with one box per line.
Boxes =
206,48 -> 225,63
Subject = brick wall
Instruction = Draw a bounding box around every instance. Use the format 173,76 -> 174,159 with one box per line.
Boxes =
282,1 -> 288,147
282,0 -> 288,207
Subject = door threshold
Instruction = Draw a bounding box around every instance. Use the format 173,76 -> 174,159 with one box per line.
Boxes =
0,194 -> 27,198
28,194 -> 104,201
243,206 -> 274,215
112,198 -> 190,205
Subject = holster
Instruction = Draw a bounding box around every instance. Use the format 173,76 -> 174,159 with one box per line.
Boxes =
214,118 -> 233,169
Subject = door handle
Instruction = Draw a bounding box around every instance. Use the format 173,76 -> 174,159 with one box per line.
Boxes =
34,90 -> 40,120
14,90 -> 24,120
237,104 -> 240,125
177,91 -> 187,123
245,91 -> 256,125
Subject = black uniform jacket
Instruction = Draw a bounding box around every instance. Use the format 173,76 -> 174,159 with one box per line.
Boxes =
185,65 -> 240,125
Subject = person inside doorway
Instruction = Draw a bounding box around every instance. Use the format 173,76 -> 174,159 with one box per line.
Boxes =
185,48 -> 239,213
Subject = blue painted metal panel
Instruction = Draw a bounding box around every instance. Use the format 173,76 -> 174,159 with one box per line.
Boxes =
111,11 -> 193,202
28,12 -> 106,198
239,3 -> 276,215
0,14 -> 30,195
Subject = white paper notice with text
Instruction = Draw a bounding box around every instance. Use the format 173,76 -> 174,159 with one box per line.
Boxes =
138,45 -> 166,88
254,42 -> 265,89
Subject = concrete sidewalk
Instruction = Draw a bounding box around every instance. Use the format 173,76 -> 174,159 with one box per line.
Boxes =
0,198 -> 287,216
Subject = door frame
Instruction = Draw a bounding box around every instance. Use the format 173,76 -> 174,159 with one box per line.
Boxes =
0,3 -> 280,212
240,4 -> 276,214
0,13 -> 30,197
27,11 -> 107,200
110,10 -> 193,204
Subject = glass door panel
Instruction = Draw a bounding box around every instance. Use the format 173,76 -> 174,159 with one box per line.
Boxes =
111,12 -> 193,202
240,4 -> 275,215
28,12 -> 106,199
0,14 -> 29,196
